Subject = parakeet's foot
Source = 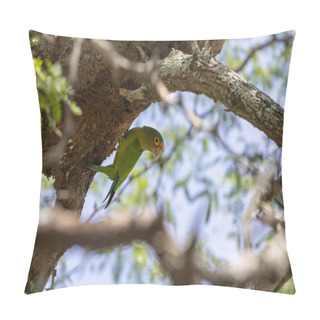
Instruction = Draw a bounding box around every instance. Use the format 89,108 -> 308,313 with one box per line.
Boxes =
123,129 -> 129,138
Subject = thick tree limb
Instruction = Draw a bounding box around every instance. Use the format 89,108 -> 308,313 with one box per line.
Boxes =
37,207 -> 163,250
159,43 -> 284,147
88,40 -> 174,104
35,207 -> 292,292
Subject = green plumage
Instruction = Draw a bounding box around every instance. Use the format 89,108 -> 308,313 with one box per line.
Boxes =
85,126 -> 164,209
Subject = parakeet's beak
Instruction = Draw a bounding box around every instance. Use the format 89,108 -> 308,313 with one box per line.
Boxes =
152,141 -> 164,160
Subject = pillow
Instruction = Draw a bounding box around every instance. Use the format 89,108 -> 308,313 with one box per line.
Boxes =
25,30 -> 295,294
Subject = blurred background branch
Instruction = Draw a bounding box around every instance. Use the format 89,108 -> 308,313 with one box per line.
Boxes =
89,39 -> 174,105
37,205 -> 291,291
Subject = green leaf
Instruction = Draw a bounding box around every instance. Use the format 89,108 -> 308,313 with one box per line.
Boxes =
173,173 -> 192,192
41,174 -> 55,189
202,136 -> 209,153
213,191 -> 218,211
34,57 -> 82,136
30,35 -> 40,47
132,242 -> 147,271
205,195 -> 212,223
278,278 -> 295,294
69,101 -> 83,116
165,200 -> 176,228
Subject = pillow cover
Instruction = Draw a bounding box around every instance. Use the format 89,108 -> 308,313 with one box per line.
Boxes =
25,30 -> 295,294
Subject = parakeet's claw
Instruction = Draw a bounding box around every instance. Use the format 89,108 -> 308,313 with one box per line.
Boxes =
123,129 -> 129,138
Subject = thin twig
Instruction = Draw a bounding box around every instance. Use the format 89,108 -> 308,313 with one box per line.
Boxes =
179,100 -> 253,173
85,203 -> 106,223
234,34 -> 293,73
68,38 -> 84,87
242,168 -> 276,250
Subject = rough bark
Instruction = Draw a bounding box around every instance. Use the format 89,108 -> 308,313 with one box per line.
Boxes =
25,30 -> 285,293
159,43 -> 284,147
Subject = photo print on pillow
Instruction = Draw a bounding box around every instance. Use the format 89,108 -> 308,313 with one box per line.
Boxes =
25,30 -> 295,294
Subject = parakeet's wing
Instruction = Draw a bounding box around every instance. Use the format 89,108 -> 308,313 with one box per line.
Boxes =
116,138 -> 144,191
103,138 -> 143,209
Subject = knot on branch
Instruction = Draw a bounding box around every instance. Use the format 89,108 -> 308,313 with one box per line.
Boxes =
192,41 -> 213,65
119,84 -> 149,103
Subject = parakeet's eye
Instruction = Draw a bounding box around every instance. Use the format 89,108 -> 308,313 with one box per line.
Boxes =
154,136 -> 160,146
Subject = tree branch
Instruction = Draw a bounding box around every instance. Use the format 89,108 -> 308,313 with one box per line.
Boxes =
195,230 -> 292,291
35,206 -> 292,292
88,39 -> 174,104
37,207 -> 162,250
159,43 -> 284,147
233,34 -> 294,73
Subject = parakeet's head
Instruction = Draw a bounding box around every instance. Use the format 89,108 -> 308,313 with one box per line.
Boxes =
140,126 -> 164,159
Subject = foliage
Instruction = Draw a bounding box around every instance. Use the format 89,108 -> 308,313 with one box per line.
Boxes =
34,57 -> 82,137
40,174 -> 55,210
278,278 -> 295,295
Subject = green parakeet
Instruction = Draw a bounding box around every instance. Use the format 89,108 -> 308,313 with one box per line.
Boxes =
85,126 -> 164,209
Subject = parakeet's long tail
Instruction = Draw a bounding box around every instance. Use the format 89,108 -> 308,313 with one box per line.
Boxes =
103,172 -> 119,209
85,163 -> 119,209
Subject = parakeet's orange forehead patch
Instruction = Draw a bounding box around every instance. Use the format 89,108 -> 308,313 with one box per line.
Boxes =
160,141 -> 164,150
